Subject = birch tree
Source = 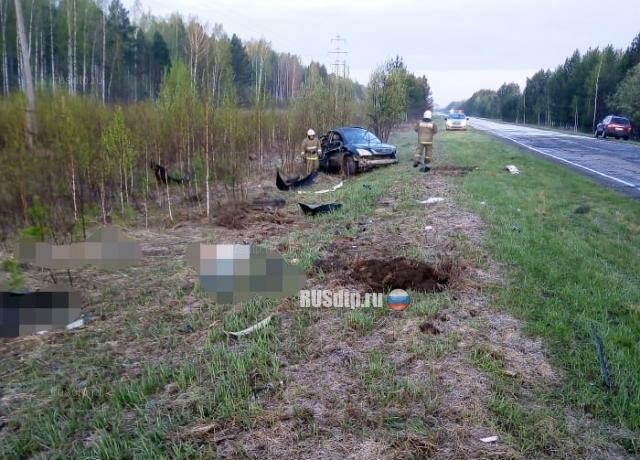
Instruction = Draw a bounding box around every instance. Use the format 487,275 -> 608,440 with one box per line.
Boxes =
0,0 -> 9,95
15,0 -> 37,149
187,18 -> 206,89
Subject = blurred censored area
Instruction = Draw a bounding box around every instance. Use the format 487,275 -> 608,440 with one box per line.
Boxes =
16,227 -> 142,270
0,285 -> 82,338
186,244 -> 305,304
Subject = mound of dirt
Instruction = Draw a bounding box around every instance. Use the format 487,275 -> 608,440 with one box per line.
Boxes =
351,257 -> 449,292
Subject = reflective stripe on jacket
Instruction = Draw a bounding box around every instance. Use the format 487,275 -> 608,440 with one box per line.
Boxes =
415,121 -> 437,144
301,138 -> 322,156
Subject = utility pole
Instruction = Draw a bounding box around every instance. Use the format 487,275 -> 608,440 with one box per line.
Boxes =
329,35 -> 348,117
592,55 -> 603,131
329,35 -> 348,78
523,89 -> 526,125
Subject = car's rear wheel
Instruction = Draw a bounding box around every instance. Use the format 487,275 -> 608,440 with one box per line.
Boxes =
623,136 -> 629,141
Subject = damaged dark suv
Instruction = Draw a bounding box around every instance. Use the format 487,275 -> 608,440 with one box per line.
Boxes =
319,127 -> 398,175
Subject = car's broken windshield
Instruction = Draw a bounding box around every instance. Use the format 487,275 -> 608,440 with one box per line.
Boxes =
342,129 -> 381,145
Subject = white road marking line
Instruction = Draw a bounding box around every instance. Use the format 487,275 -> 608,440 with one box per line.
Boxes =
471,123 -> 638,189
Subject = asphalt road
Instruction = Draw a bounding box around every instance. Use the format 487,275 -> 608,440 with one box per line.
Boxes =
468,118 -> 640,199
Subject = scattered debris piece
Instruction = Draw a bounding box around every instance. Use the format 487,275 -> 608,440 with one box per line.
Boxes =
185,424 -> 237,444
417,197 -> 444,204
590,325 -> 611,390
424,226 -> 434,231
480,201 -> 486,206
65,317 -> 85,330
511,224 -> 521,233
575,205 -> 591,214
276,170 -> 317,191
505,165 -> 520,175
299,202 -> 342,216
303,181 -> 344,195
480,436 -> 498,443
225,315 -> 273,338
188,423 -> 218,436
503,370 -> 518,378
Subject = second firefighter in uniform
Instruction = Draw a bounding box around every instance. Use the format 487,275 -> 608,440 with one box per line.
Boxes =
301,129 -> 322,174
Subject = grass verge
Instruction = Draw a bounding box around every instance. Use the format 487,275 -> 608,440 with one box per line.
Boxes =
439,127 -> 640,434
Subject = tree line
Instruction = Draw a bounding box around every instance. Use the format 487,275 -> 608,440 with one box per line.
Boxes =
0,0 -> 433,239
450,33 -> 640,136
0,0 -> 353,104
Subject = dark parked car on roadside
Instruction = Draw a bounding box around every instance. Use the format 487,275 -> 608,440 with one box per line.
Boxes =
595,115 -> 632,140
319,127 -> 398,175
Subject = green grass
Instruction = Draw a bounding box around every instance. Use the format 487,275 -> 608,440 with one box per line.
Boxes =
358,350 -> 440,412
1,146 -> 429,459
10,122 -> 639,457
0,295 -> 283,459
439,127 -> 640,432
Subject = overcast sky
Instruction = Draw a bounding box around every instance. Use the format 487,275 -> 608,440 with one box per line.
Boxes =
128,0 -> 639,106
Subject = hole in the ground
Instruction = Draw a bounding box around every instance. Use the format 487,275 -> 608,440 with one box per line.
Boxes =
350,257 -> 450,292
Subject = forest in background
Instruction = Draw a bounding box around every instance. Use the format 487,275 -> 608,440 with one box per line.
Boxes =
448,33 -> 640,136
0,0 -> 433,240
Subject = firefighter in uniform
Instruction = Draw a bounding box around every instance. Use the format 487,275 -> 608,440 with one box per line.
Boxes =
414,110 -> 438,166
300,129 -> 322,174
